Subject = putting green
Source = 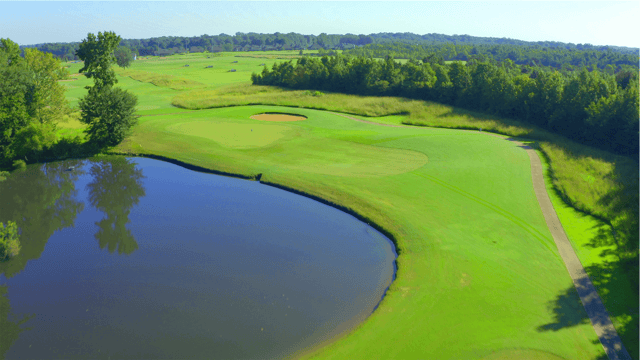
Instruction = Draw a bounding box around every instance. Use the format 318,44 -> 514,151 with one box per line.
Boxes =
157,109 -> 429,177
167,121 -> 291,149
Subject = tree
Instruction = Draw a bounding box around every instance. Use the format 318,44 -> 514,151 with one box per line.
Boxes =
76,32 -> 138,148
0,50 -> 31,162
24,48 -> 70,124
0,38 -> 21,66
114,46 -> 133,69
79,86 -> 138,147
76,31 -> 121,89
8,122 -> 57,162
222,43 -> 233,52
0,40 -> 72,165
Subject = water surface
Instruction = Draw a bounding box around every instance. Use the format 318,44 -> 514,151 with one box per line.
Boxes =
0,156 -> 395,359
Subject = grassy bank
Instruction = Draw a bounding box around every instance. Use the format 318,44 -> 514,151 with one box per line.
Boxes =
57,53 -> 637,358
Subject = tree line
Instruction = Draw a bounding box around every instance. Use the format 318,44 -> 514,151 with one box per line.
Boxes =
343,43 -> 639,73
252,54 -> 639,158
21,31 -> 638,66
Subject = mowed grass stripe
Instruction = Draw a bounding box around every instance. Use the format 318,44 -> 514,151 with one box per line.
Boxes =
411,170 -> 558,256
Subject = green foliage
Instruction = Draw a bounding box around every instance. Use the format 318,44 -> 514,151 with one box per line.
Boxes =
76,32 -> 139,148
114,46 -> 133,69
50,135 -> 85,159
79,86 -> 138,147
12,159 -> 26,170
76,31 -> 122,89
0,38 -> 21,65
24,47 -> 70,124
0,49 -> 31,162
344,41 -> 639,71
8,122 -> 57,162
0,221 -> 20,260
0,39 -> 71,166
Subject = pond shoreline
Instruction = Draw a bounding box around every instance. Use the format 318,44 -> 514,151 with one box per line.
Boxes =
107,151 -> 401,357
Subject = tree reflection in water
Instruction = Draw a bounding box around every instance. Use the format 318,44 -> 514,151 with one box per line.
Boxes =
0,160 -> 85,278
86,157 -> 145,255
0,160 -> 84,359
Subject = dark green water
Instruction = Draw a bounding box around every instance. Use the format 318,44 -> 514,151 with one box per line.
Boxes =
0,157 -> 396,359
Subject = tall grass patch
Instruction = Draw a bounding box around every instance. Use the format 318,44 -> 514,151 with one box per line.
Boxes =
118,69 -> 205,90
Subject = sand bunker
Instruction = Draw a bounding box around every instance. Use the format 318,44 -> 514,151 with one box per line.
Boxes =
250,113 -> 307,122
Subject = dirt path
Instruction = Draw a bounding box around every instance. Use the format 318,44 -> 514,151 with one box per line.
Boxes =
336,113 -> 631,360
519,140 -> 631,360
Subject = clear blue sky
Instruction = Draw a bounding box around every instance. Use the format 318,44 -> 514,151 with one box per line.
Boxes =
2,1 -> 638,48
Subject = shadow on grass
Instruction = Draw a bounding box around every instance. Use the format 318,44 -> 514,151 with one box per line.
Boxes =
538,258 -> 637,360
536,209 -> 638,360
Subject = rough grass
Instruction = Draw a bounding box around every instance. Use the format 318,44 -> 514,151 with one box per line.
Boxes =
118,69 -> 205,90
172,83 -> 533,137
538,150 -> 639,356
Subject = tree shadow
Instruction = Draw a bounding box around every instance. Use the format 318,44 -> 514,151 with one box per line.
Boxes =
86,157 -> 146,255
537,230 -> 638,360
538,259 -> 637,359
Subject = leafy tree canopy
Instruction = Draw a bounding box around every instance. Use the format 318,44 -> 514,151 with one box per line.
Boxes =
76,31 -> 121,89
114,46 -> 133,69
79,86 -> 138,148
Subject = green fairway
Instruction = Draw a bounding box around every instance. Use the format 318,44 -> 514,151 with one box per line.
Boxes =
57,52 -> 637,359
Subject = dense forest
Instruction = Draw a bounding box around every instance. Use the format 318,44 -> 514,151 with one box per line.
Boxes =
20,32 -> 639,72
252,54 -> 639,158
343,43 -> 639,72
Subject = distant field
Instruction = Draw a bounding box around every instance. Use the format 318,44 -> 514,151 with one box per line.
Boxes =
59,51 -> 637,360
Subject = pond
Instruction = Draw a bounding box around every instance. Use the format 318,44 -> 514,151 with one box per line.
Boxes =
0,156 -> 396,359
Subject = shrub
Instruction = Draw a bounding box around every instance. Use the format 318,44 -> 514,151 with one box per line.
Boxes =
8,122 -> 57,162
79,86 -> 138,148
12,160 -> 26,170
50,135 -> 85,159
0,221 -> 21,260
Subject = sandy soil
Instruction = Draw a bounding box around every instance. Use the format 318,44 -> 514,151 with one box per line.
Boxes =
250,113 -> 307,122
